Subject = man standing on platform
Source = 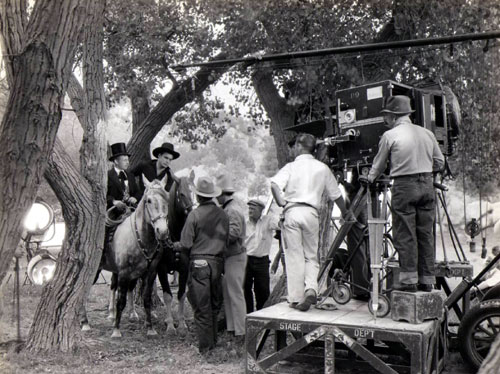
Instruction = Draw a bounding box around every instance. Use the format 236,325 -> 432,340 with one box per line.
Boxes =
173,177 -> 229,354
216,174 -> 247,342
244,198 -> 280,313
364,95 -> 445,292
270,133 -> 351,312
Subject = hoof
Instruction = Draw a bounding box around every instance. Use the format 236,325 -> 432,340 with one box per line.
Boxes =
81,323 -> 91,332
129,312 -> 139,321
147,329 -> 158,336
111,329 -> 122,338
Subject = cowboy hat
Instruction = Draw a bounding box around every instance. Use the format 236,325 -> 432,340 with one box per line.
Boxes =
194,177 -> 221,198
380,95 -> 415,115
216,174 -> 236,193
152,142 -> 180,159
109,143 -> 130,161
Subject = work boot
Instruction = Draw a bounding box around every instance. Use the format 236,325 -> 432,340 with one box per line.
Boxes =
393,284 -> 417,292
296,289 -> 317,311
418,284 -> 434,292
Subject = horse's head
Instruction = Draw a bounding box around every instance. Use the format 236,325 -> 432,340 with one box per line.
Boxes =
175,177 -> 194,216
142,174 -> 170,242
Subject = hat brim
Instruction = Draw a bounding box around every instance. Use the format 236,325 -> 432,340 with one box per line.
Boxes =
109,152 -> 131,161
195,185 -> 222,198
247,201 -> 265,209
380,108 -> 415,115
221,188 -> 236,193
152,147 -> 180,159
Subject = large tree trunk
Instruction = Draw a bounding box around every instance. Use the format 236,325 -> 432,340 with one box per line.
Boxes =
127,53 -> 232,169
0,0 -> 90,286
25,0 -> 107,352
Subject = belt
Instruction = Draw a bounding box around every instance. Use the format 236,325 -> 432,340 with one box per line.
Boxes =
191,254 -> 223,261
283,202 -> 317,214
248,255 -> 269,260
392,172 -> 432,179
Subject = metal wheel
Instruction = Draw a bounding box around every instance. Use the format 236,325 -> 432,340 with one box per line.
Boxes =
368,294 -> 391,318
331,283 -> 351,305
458,299 -> 500,370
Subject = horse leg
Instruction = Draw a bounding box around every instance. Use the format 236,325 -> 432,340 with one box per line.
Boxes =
158,263 -> 176,334
111,278 -> 128,338
143,271 -> 158,336
80,267 -> 104,331
127,279 -> 139,321
107,273 -> 117,320
176,263 -> 189,336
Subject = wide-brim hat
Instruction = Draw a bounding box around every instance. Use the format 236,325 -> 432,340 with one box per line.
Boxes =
247,199 -> 265,209
109,142 -> 130,161
152,142 -> 180,159
380,95 -> 415,115
216,174 -> 236,193
194,176 -> 221,198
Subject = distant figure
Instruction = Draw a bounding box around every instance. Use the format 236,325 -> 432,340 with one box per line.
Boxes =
216,174 -> 247,342
173,177 -> 229,354
107,142 -> 140,212
364,95 -> 445,292
271,133 -> 351,312
244,198 -> 280,313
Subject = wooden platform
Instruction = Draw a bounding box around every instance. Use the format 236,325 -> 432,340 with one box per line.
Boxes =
245,299 -> 446,374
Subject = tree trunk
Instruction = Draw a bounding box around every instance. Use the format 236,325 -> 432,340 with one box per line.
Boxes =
129,84 -> 152,163
25,0 -> 107,352
0,0 -> 90,286
127,53 -> 232,169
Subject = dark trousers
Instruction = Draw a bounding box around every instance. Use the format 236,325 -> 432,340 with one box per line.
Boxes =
244,255 -> 270,313
391,174 -> 436,285
187,258 -> 223,352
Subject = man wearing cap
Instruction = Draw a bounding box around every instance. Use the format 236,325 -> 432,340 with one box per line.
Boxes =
172,176 -> 229,354
130,141 -> 180,198
271,133 -> 352,312
216,174 -> 247,341
107,142 -> 140,211
365,95 -> 445,292
244,198 -> 280,313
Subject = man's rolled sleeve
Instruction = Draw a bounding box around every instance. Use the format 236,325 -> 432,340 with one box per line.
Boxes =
270,164 -> 291,191
368,135 -> 390,182
325,171 -> 343,202
432,138 -> 445,172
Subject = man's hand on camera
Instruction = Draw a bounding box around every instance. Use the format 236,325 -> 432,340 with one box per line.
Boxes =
358,175 -> 370,185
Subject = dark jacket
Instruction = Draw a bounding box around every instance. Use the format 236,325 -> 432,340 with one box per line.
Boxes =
106,168 -> 140,209
130,160 -> 175,199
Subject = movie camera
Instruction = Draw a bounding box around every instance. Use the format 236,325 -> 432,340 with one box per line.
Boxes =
287,80 -> 459,175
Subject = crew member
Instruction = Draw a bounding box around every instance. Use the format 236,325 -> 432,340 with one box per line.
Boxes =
107,142 -> 140,212
271,133 -> 351,311
364,95 -> 445,292
216,174 -> 247,341
244,198 -> 280,313
173,177 -> 229,354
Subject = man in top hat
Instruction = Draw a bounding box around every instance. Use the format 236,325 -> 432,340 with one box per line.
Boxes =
172,176 -> 229,354
216,174 -> 247,342
244,198 -> 280,313
107,142 -> 140,211
364,95 -> 445,292
130,141 -> 180,198
271,133 -> 352,312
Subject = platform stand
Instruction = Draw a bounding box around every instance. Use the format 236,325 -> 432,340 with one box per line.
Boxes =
246,300 -> 445,374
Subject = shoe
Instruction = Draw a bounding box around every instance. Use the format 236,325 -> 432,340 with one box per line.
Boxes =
393,284 -> 417,292
296,289 -> 317,312
418,284 -> 434,292
352,293 -> 370,302
288,302 -> 298,309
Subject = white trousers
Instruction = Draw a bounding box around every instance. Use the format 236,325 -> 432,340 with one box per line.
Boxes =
222,251 -> 247,336
281,206 -> 319,303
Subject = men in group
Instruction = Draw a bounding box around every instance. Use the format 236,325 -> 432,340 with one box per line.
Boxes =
130,141 -> 180,197
216,174 -> 247,341
244,198 -> 280,313
172,176 -> 229,354
107,142 -> 140,212
364,95 -> 445,292
271,133 -> 352,312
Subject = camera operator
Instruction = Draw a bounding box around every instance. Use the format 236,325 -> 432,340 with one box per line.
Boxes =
361,95 -> 444,292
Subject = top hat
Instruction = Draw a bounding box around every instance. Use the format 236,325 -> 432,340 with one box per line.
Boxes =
380,95 -> 415,115
109,143 -> 130,161
194,177 -> 221,198
216,174 -> 236,193
247,198 -> 265,209
152,142 -> 180,159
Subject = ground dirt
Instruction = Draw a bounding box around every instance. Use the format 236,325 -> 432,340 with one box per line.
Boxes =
0,260 -> 477,374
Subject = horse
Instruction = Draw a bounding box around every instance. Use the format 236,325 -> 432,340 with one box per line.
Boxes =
156,173 -> 194,335
80,175 -> 170,338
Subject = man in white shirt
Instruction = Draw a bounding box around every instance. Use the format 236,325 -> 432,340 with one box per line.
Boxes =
244,198 -> 280,313
271,133 -> 351,311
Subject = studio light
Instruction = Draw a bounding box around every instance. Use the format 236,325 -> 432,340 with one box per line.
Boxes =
23,201 -> 54,236
27,253 -> 57,285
